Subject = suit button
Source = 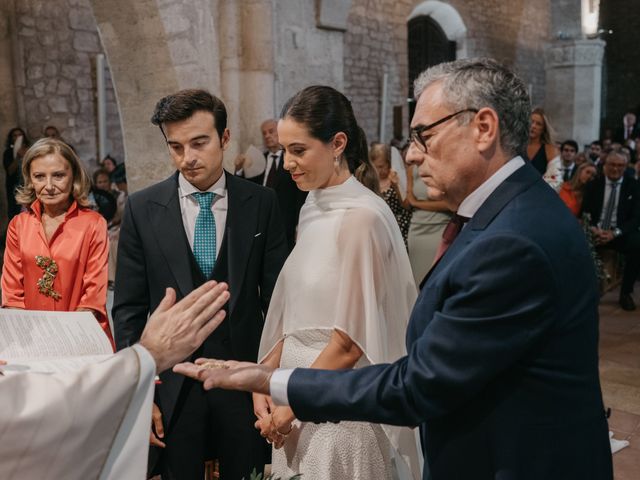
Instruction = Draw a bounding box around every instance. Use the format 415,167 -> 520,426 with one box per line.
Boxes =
222,338 -> 230,345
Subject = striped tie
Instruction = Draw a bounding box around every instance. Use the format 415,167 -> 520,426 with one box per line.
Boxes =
600,183 -> 618,230
193,192 -> 216,278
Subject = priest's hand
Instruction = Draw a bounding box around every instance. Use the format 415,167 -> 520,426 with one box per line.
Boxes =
140,281 -> 230,374
173,358 -> 273,395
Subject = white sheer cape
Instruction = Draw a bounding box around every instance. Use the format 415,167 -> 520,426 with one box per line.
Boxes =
259,176 -> 421,478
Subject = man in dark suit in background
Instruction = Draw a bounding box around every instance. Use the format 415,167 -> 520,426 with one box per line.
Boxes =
559,139 -> 579,181
616,111 -> 639,143
177,59 -> 613,480
582,150 -> 640,311
113,89 -> 289,479
237,119 -> 307,249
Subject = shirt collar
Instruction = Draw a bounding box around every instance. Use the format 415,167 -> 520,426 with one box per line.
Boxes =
457,156 -> 525,219
605,176 -> 624,187
178,171 -> 227,199
267,149 -> 282,158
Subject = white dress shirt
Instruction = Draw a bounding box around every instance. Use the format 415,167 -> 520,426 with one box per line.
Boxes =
178,172 -> 228,257
598,177 -> 624,229
270,156 -> 527,406
457,156 -> 525,219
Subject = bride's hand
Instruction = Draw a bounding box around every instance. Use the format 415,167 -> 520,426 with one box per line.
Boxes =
254,415 -> 272,437
253,392 -> 275,420
271,406 -> 295,437
255,414 -> 286,448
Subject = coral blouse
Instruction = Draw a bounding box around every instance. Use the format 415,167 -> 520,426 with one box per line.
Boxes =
1,199 -> 113,346
558,182 -> 580,217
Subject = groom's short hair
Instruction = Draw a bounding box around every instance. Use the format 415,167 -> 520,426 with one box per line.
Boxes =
151,89 -> 227,140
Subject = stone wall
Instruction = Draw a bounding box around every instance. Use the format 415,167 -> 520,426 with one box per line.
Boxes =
344,0 -> 551,143
599,0 -> 640,139
274,0 -> 345,114
12,0 -> 124,168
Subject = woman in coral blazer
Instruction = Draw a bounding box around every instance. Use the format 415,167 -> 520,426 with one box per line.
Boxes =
1,138 -> 113,346
558,161 -> 597,217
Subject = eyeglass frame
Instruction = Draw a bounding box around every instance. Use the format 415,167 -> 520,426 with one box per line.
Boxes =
409,108 -> 479,153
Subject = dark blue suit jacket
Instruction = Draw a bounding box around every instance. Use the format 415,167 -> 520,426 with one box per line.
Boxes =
287,162 -> 613,479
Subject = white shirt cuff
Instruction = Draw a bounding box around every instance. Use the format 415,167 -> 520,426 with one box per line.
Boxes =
270,368 -> 295,406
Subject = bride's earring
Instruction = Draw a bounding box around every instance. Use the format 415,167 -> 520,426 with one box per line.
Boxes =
334,156 -> 340,168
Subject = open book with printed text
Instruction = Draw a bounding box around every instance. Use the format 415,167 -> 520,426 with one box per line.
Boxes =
0,310 -> 112,374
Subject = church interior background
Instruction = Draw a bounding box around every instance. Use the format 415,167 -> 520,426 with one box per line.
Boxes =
0,1 -> 639,477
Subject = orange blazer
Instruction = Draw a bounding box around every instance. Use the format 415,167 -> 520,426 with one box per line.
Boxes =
558,182 -> 580,217
1,199 -> 113,346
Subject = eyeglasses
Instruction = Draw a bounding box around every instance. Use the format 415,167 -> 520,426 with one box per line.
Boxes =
409,109 -> 478,153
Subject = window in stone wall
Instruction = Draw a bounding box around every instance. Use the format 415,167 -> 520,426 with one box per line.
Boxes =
407,15 -> 456,120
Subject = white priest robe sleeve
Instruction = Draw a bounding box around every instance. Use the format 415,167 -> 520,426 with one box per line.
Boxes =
0,344 -> 156,480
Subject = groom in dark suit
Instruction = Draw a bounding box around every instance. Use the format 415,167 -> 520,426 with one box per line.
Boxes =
113,89 -> 289,479
176,60 -> 613,480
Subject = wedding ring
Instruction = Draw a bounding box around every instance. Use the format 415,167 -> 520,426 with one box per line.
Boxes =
276,425 -> 293,436
200,360 -> 229,370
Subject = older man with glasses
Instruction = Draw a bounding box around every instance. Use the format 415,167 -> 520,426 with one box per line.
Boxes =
176,58 -> 613,480
582,150 -> 640,311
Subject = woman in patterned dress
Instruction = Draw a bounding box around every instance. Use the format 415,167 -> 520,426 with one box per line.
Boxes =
370,142 -> 412,248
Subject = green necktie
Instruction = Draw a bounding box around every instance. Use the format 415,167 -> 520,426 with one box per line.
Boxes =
193,192 -> 216,278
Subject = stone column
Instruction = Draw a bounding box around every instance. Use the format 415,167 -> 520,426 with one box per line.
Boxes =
219,0 -> 242,172
0,0 -> 19,142
0,0 -> 18,238
91,0 -> 180,193
544,39 -> 605,148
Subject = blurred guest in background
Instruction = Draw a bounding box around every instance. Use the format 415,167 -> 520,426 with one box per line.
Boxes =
582,151 -> 640,311
3,127 -> 30,220
526,107 -> 558,175
559,161 -> 597,217
370,142 -> 411,247
101,154 -> 118,175
574,151 -> 588,167
236,119 -> 307,250
42,124 -> 75,151
93,167 -> 126,289
588,140 -> 602,163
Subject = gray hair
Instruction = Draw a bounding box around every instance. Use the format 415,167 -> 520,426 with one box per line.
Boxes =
414,58 -> 531,157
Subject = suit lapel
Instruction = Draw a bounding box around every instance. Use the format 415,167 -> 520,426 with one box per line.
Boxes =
225,172 -> 256,314
593,178 -> 605,221
618,177 -> 632,221
148,173 -> 195,297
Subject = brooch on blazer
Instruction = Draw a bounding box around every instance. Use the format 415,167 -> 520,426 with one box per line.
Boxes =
35,255 -> 61,300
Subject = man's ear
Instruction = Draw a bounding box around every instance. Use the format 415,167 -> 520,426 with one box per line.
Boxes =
332,131 -> 348,157
221,128 -> 231,150
474,108 -> 499,153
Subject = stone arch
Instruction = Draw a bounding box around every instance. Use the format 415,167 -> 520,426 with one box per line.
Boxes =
89,0 -> 277,192
89,0 -> 182,192
408,1 -> 468,60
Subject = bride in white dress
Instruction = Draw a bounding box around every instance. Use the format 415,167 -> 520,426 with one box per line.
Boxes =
254,86 -> 421,479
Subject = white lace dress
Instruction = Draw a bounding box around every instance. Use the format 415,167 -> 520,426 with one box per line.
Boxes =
272,330 -> 395,479
259,177 -> 421,480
